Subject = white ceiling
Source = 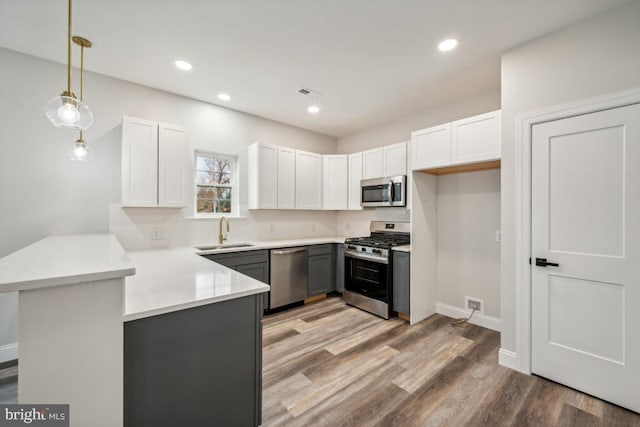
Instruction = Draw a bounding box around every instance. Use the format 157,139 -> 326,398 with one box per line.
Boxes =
0,0 -> 627,137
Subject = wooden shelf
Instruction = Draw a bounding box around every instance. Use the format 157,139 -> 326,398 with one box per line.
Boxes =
417,159 -> 501,176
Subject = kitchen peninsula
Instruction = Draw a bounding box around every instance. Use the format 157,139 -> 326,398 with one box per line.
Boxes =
0,234 -> 269,427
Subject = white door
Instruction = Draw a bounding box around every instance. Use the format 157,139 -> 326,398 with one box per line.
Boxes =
531,103 -> 640,413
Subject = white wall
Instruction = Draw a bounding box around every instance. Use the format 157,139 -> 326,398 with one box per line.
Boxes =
437,170 -> 501,317
500,0 -> 640,353
0,47 -> 337,362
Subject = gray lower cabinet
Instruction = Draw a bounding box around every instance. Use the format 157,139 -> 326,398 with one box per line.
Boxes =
203,250 -> 270,308
393,251 -> 410,315
202,250 -> 270,284
308,244 -> 334,296
335,244 -> 345,293
124,294 -> 263,427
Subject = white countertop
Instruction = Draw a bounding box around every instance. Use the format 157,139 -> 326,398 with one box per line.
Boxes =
0,234 -> 349,321
393,245 -> 411,252
124,237 -> 347,321
195,236 -> 347,255
123,246 -> 270,321
0,234 -> 135,292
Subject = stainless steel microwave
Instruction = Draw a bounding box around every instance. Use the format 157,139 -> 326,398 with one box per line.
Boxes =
360,176 -> 406,207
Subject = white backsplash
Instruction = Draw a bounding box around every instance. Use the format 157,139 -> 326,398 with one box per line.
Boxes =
109,204 -> 340,251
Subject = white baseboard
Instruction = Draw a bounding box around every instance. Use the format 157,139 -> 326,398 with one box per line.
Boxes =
498,348 -> 519,371
435,302 -> 501,332
0,343 -> 18,363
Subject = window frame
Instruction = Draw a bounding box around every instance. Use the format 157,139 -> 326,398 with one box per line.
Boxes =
193,150 -> 238,217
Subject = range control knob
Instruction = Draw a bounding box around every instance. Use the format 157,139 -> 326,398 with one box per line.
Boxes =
372,249 -> 382,255
347,245 -> 356,250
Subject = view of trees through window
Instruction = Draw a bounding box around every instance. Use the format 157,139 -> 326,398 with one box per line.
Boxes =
195,153 -> 233,214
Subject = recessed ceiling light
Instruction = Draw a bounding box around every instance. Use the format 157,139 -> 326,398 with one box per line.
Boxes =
438,38 -> 459,52
307,106 -> 320,114
174,60 -> 192,71
217,93 -> 231,101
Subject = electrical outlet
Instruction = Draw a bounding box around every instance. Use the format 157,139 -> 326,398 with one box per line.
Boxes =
151,228 -> 165,240
465,296 -> 484,313
495,230 -> 502,242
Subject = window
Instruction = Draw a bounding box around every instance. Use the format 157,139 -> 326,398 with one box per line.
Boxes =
195,152 -> 236,215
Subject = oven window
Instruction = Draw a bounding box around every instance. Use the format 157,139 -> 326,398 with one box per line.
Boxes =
345,257 -> 389,302
361,184 -> 389,203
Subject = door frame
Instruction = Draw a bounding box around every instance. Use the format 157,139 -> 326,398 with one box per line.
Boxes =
509,87 -> 640,374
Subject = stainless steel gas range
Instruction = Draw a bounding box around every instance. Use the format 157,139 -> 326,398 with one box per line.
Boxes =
343,221 -> 410,319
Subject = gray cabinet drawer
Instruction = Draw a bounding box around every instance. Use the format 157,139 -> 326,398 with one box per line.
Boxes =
308,244 -> 332,256
204,250 -> 269,266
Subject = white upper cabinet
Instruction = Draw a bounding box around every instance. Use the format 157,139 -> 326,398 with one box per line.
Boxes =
405,141 -> 412,211
295,150 -> 323,210
411,110 -> 501,171
362,148 -> 384,179
323,155 -> 348,210
122,116 -> 187,208
411,123 -> 452,170
451,110 -> 501,164
158,123 -> 188,208
362,141 -> 408,179
277,146 -> 296,209
247,142 -> 278,210
383,142 -> 407,176
348,152 -> 363,210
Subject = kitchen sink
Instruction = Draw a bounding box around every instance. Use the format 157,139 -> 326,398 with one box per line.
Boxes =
195,243 -> 255,251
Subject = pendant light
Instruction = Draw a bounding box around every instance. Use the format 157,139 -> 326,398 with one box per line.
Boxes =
69,36 -> 94,161
45,0 -> 93,130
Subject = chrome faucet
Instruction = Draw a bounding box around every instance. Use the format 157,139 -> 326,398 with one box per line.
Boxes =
218,216 -> 230,245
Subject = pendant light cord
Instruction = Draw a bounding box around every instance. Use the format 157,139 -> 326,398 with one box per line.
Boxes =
67,0 -> 73,94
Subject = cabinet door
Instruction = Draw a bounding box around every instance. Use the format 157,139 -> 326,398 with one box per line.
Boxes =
323,155 -> 348,210
277,147 -> 296,209
308,253 -> 333,296
451,110 -> 501,164
335,244 -> 345,293
295,150 -> 323,210
392,251 -> 410,315
411,123 -> 451,170
158,123 -> 187,207
362,148 -> 384,179
248,143 -> 278,209
383,142 -> 407,176
347,153 -> 363,210
237,262 -> 270,284
122,116 -> 159,207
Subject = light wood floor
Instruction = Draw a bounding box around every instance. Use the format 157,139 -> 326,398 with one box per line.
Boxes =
1,297 -> 638,426
262,297 -> 640,426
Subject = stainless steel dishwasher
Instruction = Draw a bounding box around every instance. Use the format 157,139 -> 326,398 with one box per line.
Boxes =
269,247 -> 308,309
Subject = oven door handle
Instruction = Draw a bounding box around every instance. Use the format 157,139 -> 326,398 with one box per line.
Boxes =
345,251 -> 389,265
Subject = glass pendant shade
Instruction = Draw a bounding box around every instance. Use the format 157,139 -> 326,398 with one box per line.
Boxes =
68,139 -> 94,162
46,94 -> 94,130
